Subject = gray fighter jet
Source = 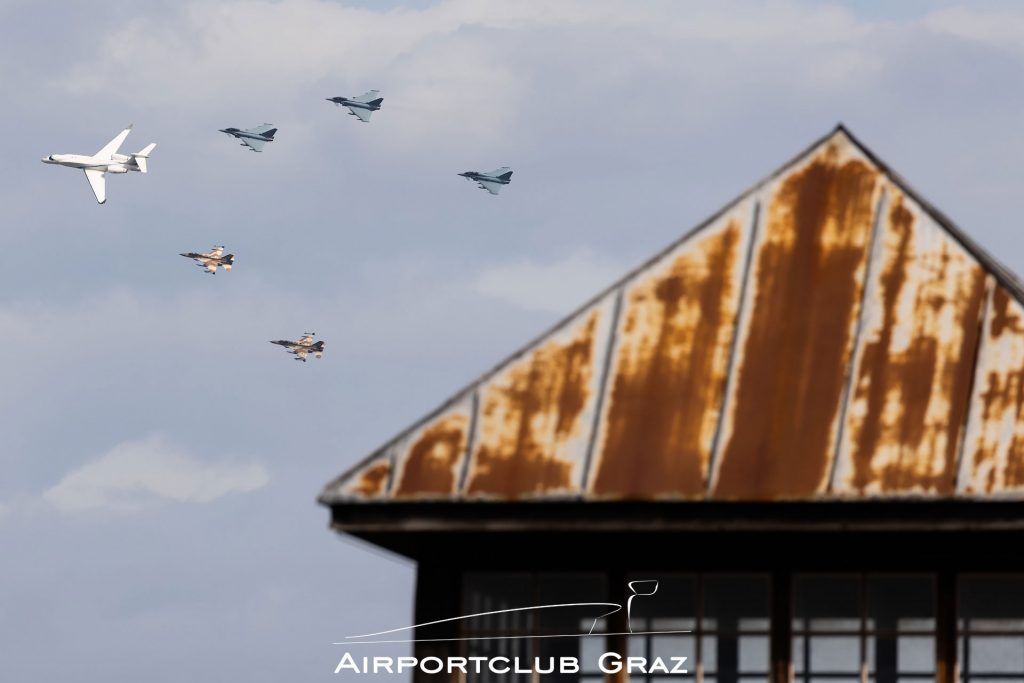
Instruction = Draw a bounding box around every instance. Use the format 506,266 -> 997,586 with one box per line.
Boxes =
180,245 -> 234,274
326,90 -> 383,122
219,124 -> 277,152
270,332 -> 325,362
459,167 -> 513,195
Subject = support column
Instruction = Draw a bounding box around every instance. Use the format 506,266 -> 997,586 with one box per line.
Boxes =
771,572 -> 792,683
414,563 -> 463,683
937,571 -> 957,683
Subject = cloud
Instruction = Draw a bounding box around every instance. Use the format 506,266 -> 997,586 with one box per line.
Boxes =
473,249 -> 621,314
43,0 -> 873,157
923,6 -> 1024,51
43,435 -> 268,512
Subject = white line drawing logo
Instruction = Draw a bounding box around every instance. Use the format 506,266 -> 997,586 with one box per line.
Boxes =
335,579 -> 687,645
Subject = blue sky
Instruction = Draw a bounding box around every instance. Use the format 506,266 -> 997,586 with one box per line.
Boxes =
3,0 -> 1024,680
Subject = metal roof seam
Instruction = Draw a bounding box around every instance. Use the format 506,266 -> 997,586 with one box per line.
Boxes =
826,187 -> 890,495
455,390 -> 481,495
952,275 -> 995,494
705,197 -> 762,497
579,285 -> 625,493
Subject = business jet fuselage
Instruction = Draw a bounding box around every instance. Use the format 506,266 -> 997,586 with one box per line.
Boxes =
43,154 -> 134,173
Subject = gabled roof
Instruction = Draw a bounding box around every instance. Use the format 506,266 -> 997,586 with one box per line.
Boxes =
320,125 -> 1024,505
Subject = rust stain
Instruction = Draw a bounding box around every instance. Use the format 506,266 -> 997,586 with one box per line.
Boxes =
714,145 -> 879,499
989,286 -> 1021,338
591,220 -> 743,498
351,462 -> 391,497
962,286 -> 1024,493
843,196 -> 986,494
393,414 -> 469,497
466,311 -> 600,498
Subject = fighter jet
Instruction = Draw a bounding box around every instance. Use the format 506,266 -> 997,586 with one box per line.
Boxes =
180,245 -> 234,274
41,124 -> 156,204
219,124 -> 277,152
459,167 -> 513,195
326,90 -> 383,122
270,332 -> 325,362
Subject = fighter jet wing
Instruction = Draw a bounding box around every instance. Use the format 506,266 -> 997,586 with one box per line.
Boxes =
83,169 -> 107,204
293,348 -> 309,362
477,180 -> 504,195
352,90 -> 380,103
239,138 -> 267,152
94,125 -> 133,159
345,106 -> 373,122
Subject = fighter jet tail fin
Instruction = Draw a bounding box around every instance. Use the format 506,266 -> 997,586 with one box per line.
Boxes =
132,143 -> 156,173
223,254 -> 234,271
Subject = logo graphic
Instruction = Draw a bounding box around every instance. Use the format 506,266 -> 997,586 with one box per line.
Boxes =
332,580 -> 690,676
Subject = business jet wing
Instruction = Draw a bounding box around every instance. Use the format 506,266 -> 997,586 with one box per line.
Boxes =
94,125 -> 133,159
83,169 -> 107,204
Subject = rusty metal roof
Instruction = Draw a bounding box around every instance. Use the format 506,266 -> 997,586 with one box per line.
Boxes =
320,125 -> 1024,504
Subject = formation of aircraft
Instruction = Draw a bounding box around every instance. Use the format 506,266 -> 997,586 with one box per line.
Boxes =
326,90 -> 383,122
180,245 -> 234,274
458,167 -> 513,195
41,88 -> 518,363
219,124 -> 278,152
270,333 -> 326,362
41,124 -> 156,204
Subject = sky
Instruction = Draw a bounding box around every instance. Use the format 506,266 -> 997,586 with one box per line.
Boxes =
3,0 -> 1024,680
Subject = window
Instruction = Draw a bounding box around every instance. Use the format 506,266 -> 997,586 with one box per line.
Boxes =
959,575 -> 1024,682
462,573 -> 607,683
793,574 -> 935,683
628,574 -> 771,683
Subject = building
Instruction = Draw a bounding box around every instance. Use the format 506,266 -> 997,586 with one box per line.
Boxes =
319,126 -> 1024,683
